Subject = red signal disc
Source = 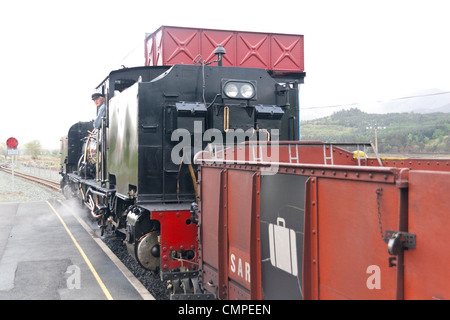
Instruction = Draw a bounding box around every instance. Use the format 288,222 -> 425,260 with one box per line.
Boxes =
6,137 -> 18,149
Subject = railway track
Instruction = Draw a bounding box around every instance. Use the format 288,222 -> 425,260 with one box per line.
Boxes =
0,166 -> 61,192
0,164 -> 168,299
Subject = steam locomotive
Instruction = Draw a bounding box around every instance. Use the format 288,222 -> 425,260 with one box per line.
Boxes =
61,26 -> 450,300
60,26 -> 305,299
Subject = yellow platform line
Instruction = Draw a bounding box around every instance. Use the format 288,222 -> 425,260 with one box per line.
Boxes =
46,201 -> 113,300
58,200 -> 154,300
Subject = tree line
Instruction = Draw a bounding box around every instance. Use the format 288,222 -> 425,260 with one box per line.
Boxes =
0,140 -> 58,159
300,108 -> 450,154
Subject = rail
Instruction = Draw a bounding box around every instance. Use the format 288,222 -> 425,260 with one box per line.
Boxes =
0,166 -> 61,192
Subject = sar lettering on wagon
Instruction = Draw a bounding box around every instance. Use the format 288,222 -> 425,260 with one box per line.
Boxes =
229,249 -> 251,284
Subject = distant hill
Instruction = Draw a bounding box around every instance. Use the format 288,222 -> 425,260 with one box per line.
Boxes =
300,108 -> 450,154
301,88 -> 450,121
437,103 -> 450,113
378,89 -> 450,114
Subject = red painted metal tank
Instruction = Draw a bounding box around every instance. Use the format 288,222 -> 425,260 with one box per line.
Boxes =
145,26 -> 304,75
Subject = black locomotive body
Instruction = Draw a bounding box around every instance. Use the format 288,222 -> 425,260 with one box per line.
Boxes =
60,46 -> 304,297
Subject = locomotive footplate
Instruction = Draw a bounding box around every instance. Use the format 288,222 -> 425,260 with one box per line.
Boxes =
66,173 -> 115,206
66,173 -> 115,195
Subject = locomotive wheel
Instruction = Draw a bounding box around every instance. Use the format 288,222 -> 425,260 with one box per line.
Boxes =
62,182 -> 73,199
136,232 -> 160,272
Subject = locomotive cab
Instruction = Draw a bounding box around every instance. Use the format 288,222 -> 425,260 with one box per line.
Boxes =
60,62 -> 303,293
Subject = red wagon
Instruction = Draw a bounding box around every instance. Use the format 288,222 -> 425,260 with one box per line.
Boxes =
196,142 -> 450,299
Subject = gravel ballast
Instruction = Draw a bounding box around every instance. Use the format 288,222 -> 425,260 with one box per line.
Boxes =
0,170 -> 64,202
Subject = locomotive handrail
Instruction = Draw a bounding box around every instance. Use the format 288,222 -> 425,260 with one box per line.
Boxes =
194,141 -> 384,167
195,154 -> 397,172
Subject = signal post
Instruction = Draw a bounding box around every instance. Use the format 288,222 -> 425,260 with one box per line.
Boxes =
6,137 -> 19,192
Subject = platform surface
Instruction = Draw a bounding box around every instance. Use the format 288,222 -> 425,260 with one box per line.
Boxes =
0,200 -> 153,300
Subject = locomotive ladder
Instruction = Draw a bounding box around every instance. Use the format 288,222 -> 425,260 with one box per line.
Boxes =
322,142 -> 383,166
354,143 -> 368,166
323,144 -> 334,165
288,144 -> 299,163
252,144 -> 264,162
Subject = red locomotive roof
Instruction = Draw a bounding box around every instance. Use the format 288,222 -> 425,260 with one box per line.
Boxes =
145,26 -> 304,74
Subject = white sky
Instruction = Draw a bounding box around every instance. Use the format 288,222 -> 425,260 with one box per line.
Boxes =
1,0 -> 449,149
